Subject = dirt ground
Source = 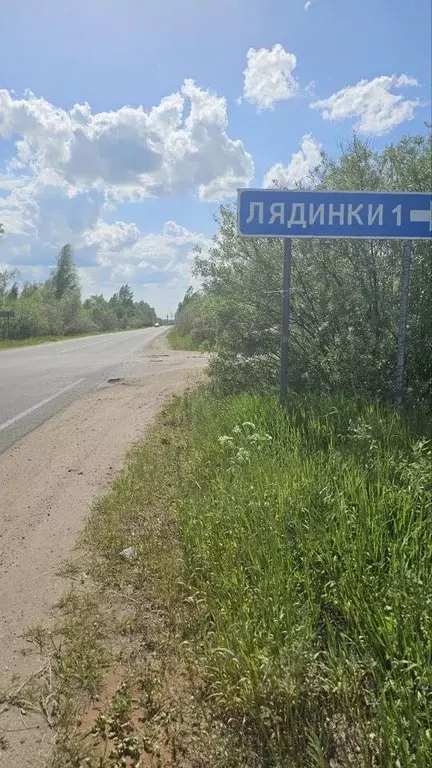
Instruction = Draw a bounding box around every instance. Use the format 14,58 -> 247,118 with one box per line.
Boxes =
0,336 -> 206,767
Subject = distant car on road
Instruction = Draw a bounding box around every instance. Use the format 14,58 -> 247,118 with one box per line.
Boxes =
155,322 -> 160,327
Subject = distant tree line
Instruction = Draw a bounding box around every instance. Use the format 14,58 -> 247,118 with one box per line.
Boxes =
175,131 -> 432,407
0,244 -> 157,340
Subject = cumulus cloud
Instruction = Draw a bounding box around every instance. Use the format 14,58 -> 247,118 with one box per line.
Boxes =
85,218 -> 208,278
0,80 -> 250,310
264,134 -> 322,188
311,74 -> 420,134
46,216 -> 211,290
243,44 -> 299,110
0,80 -> 253,203
0,177 -> 40,236
78,220 -> 140,256
127,221 -> 210,273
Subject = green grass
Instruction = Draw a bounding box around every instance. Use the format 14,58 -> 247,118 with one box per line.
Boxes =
0,334 -> 81,349
167,326 -> 202,351
0,328 -> 139,350
31,391 -> 431,766
77,391 -> 432,767
172,393 -> 432,766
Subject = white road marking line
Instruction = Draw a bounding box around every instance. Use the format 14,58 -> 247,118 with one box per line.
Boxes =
0,379 -> 85,432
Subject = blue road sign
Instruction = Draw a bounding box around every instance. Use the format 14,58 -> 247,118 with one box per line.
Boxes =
237,189 -> 432,240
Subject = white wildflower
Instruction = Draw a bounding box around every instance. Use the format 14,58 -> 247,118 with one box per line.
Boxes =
218,434 -> 234,446
235,447 -> 250,463
248,433 -> 261,442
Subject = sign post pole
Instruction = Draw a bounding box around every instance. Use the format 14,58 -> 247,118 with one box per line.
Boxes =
0,310 -> 15,339
394,239 -> 413,412
280,238 -> 292,406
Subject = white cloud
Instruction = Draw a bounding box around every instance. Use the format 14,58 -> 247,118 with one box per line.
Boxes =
264,134 -> 322,188
128,221 -> 210,271
311,74 -> 420,134
0,80 -> 253,204
243,44 -> 299,110
0,81 -> 250,312
76,218 -> 211,280
78,220 -> 140,260
112,263 -> 136,279
0,177 -> 40,235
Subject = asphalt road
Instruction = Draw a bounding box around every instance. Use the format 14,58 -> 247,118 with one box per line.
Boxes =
0,327 -> 165,453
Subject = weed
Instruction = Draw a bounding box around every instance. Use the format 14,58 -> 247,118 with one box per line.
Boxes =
167,327 -> 203,352
23,624 -> 50,654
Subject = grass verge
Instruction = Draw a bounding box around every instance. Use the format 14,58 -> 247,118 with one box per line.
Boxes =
0,332 -> 111,350
9,392 -> 431,767
167,327 -> 202,352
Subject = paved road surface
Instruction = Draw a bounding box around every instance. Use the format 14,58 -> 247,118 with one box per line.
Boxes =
0,327 -> 165,453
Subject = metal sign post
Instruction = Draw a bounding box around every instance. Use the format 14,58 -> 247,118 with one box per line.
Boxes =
394,240 -> 413,412
280,239 -> 292,406
0,310 -> 15,339
237,188 -> 431,408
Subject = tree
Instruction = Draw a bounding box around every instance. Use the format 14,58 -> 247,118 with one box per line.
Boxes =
8,282 -> 19,300
109,284 -> 135,328
0,268 -> 19,302
176,286 -> 196,315
133,300 -> 157,328
51,244 -> 80,299
83,294 -> 118,331
21,281 -> 42,298
118,284 -> 134,308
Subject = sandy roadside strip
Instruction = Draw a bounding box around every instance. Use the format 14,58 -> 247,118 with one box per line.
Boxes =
0,337 -> 206,767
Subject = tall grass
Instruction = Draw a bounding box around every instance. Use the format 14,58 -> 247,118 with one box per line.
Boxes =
172,393 -> 432,767
167,326 -> 203,351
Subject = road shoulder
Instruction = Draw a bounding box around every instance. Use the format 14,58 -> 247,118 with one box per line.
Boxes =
0,336 -> 206,767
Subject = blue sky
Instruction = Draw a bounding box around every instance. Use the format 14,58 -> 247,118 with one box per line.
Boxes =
0,0 -> 430,314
